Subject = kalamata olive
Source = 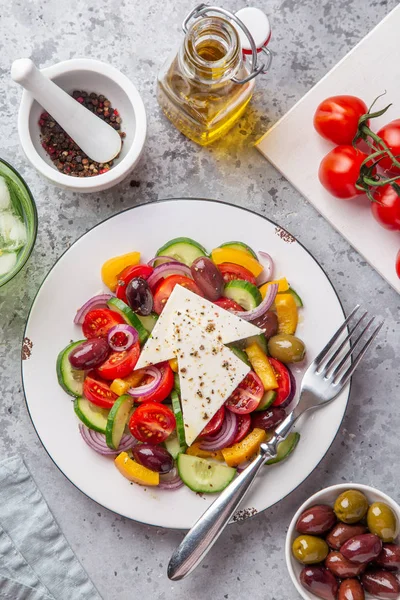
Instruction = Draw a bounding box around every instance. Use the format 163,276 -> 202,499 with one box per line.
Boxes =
251,311 -> 278,340
338,578 -> 365,600
375,544 -> 400,571
251,407 -> 286,432
133,444 -> 174,473
68,338 -> 109,369
326,523 -> 367,550
267,334 -> 306,363
126,277 -> 153,316
341,533 -> 382,564
300,566 -> 338,600
292,535 -> 329,564
296,504 -> 337,535
367,502 -> 398,543
362,569 -> 400,599
191,257 -> 224,301
325,551 -> 366,578
334,489 -> 369,524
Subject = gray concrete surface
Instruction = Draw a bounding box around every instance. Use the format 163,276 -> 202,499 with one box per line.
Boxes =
1,0 -> 399,598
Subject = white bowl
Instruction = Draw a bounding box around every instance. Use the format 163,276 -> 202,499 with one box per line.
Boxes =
17,58 -> 147,193
286,483 -> 400,600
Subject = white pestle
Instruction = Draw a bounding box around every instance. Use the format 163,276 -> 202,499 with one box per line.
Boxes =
11,58 -> 122,164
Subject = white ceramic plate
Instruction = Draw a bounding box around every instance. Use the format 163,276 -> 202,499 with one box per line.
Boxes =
22,199 -> 349,529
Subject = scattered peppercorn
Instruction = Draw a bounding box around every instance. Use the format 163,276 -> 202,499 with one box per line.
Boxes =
38,91 -> 126,177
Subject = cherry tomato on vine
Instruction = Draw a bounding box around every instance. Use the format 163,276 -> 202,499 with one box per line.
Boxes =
371,182 -> 400,230
314,95 -> 368,145
376,119 -> 400,174
318,145 -> 370,199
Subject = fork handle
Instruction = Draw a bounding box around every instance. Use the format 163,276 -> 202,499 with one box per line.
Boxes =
168,449 -> 270,581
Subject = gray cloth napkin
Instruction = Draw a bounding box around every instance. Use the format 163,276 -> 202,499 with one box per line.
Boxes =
0,456 -> 102,600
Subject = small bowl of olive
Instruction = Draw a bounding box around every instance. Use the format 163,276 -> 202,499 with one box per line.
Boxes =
286,484 -> 400,600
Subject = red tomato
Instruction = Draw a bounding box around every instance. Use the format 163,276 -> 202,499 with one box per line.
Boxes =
96,342 -> 140,380
371,182 -> 400,230
82,308 -> 125,339
83,376 -> 118,409
269,358 -> 291,407
153,275 -> 203,314
232,413 -> 251,444
318,145 -> 370,199
376,120 -> 400,174
115,264 -> 153,302
396,250 -> 400,279
314,95 -> 368,145
217,263 -> 257,285
199,406 -> 225,438
129,402 -> 176,443
214,297 -> 244,312
133,362 -> 174,403
225,371 -> 264,414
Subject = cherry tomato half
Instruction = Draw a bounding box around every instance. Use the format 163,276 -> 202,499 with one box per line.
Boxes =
376,119 -> 400,174
199,406 -> 225,438
96,342 -> 140,380
129,402 -> 176,444
269,358 -> 291,407
396,250 -> 400,279
371,182 -> 400,230
133,362 -> 174,403
214,297 -> 244,312
314,95 -> 368,145
217,263 -> 257,285
82,308 -> 125,339
318,145 -> 370,199
232,413 -> 251,444
116,264 -> 154,303
83,376 -> 118,409
225,371 -> 264,414
153,275 -> 203,314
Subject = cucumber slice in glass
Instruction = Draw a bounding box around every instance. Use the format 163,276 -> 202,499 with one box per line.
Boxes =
177,454 -> 236,493
218,241 -> 258,260
56,341 -> 85,397
106,395 -> 134,450
266,432 -> 300,465
156,237 -> 207,266
224,279 -> 262,310
171,390 -> 186,447
107,297 -> 148,344
74,397 -> 109,433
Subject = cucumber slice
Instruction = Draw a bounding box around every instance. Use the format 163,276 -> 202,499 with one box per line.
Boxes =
174,372 -> 181,395
107,297 -> 148,344
137,312 -> 158,333
74,397 -> 109,433
229,345 -> 251,367
224,280 -> 262,310
255,390 -> 277,411
245,333 -> 268,354
177,454 -> 236,493
171,390 -> 186,447
106,395 -> 134,450
288,287 -> 303,308
56,341 -> 85,397
266,432 -> 300,465
218,241 -> 258,260
156,237 -> 207,266
164,431 -> 187,459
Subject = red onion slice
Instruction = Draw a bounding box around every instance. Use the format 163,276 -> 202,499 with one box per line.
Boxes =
158,467 -> 184,490
256,251 -> 274,285
147,256 -> 181,267
199,410 -> 238,451
74,294 -> 113,325
147,261 -> 192,290
234,283 -> 279,321
107,324 -> 138,351
79,424 -> 137,455
128,366 -> 162,398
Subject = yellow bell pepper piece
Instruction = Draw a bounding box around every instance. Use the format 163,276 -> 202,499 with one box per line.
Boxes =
110,371 -> 145,396
169,358 -> 179,373
259,277 -> 289,298
275,293 -> 298,335
115,452 -> 159,486
101,251 -> 140,292
221,428 -> 268,467
211,247 -> 263,277
186,442 -> 224,461
245,342 -> 278,391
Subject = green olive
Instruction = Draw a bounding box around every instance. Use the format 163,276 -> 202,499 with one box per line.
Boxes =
292,534 -> 329,564
367,502 -> 397,542
267,334 -> 306,364
334,490 -> 368,524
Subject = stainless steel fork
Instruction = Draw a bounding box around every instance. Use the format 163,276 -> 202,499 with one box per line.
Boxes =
168,305 -> 383,581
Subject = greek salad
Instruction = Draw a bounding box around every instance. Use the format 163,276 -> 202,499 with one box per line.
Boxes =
57,237 -> 306,494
